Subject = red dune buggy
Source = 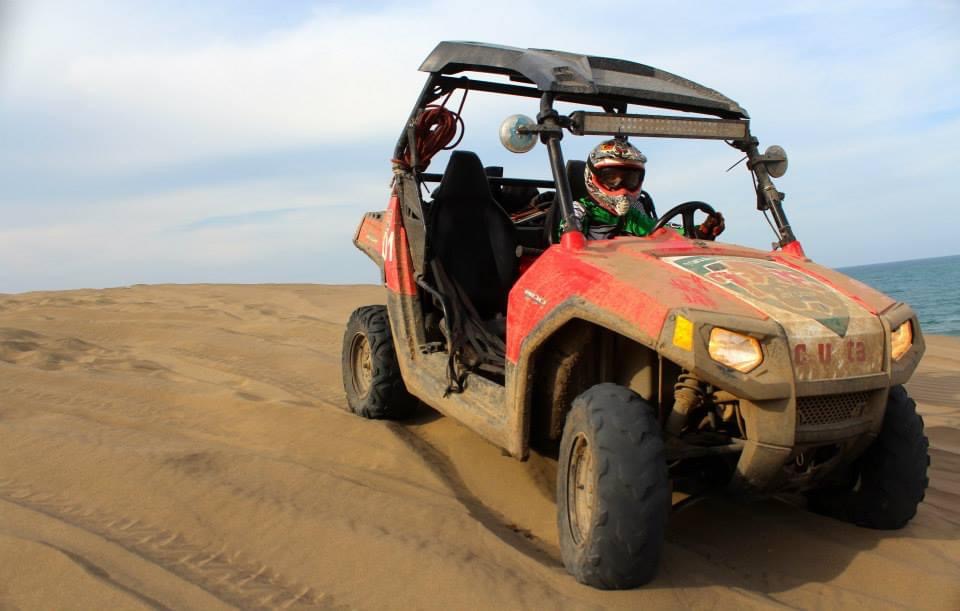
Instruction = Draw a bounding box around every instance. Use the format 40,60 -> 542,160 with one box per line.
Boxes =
342,42 -> 928,589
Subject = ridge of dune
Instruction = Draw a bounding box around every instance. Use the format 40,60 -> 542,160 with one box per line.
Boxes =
0,284 -> 958,610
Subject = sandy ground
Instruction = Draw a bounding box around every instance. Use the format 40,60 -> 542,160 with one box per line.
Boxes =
0,283 -> 957,610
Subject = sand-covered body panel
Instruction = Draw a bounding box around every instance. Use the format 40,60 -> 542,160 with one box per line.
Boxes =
664,254 -> 885,381
508,231 -> 895,381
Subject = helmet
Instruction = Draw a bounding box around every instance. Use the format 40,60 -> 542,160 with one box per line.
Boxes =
585,138 -> 647,216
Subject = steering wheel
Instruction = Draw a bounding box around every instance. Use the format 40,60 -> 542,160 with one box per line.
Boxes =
650,200 -> 716,238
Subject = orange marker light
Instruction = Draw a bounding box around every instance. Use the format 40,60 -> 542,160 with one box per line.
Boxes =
673,315 -> 694,351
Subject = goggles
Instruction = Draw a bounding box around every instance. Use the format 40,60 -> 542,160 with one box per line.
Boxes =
595,166 -> 644,191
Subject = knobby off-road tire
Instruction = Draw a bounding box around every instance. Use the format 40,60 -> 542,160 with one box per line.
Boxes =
557,383 -> 670,589
341,305 -> 416,419
808,385 -> 929,529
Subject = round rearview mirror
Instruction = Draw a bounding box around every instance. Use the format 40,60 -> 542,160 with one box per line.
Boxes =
499,114 -> 537,153
764,145 -> 788,178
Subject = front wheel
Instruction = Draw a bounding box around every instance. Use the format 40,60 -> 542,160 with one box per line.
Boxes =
557,384 -> 669,589
808,385 -> 929,528
341,305 -> 416,419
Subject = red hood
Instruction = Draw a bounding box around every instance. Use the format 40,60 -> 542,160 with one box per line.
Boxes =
507,231 -> 895,375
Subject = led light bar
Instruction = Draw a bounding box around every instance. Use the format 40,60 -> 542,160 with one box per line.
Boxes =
569,112 -> 749,140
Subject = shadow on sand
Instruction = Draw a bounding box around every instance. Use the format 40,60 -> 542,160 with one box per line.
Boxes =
394,402 -> 957,599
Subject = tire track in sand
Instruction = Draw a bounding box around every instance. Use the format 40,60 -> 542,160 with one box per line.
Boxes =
383,422 -> 562,567
0,479 -> 334,610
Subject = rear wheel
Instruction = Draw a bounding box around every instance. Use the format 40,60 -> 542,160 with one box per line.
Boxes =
341,305 -> 416,419
808,385 -> 929,528
557,383 -> 669,589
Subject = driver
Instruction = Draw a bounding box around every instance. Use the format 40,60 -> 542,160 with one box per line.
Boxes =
556,138 -> 725,241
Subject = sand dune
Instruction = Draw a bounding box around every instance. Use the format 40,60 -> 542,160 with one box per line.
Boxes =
0,284 -> 957,610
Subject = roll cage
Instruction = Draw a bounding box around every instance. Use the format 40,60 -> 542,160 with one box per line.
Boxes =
393,41 -> 798,256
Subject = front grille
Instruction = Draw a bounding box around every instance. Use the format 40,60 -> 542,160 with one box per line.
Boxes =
797,391 -> 871,427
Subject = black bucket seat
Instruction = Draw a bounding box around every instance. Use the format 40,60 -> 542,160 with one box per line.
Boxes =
427,151 -> 516,386
428,151 -> 517,319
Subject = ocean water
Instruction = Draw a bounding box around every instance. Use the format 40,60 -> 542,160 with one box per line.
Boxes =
838,254 -> 960,336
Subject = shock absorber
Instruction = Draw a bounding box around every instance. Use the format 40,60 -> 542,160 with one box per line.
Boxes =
667,373 -> 705,436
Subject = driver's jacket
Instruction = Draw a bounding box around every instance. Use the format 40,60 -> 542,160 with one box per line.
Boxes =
557,197 -> 658,241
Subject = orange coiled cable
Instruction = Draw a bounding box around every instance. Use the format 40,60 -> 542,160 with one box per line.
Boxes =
395,88 -> 467,172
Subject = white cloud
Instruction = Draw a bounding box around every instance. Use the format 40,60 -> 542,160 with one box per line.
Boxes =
0,179 -> 380,291
3,6 -> 420,169
7,2 -> 956,171
1,0 -> 958,291
4,1 -> 604,170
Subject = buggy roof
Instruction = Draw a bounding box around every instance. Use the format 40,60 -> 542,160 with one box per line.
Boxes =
420,41 -> 748,120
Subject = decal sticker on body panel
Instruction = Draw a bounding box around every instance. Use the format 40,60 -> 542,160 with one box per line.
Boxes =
670,256 -> 851,336
665,256 -> 884,381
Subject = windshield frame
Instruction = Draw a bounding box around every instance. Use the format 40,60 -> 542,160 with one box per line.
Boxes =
394,72 -> 797,249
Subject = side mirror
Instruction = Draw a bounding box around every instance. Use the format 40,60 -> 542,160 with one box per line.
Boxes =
761,145 -> 788,178
499,114 -> 537,153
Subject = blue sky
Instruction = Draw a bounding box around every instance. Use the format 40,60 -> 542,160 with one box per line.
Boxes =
1,0 -> 958,292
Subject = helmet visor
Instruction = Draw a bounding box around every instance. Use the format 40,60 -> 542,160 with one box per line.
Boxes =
595,167 -> 644,191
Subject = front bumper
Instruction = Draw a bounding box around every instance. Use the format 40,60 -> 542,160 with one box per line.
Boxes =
656,306 -> 924,492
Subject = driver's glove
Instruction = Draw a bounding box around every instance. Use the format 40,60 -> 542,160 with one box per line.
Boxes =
696,212 -> 725,240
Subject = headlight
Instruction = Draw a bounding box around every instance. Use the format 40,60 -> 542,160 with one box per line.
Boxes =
891,320 -> 913,361
708,327 -> 763,373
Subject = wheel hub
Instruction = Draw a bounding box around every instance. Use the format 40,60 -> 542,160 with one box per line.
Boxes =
350,333 -> 373,398
567,433 -> 595,546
